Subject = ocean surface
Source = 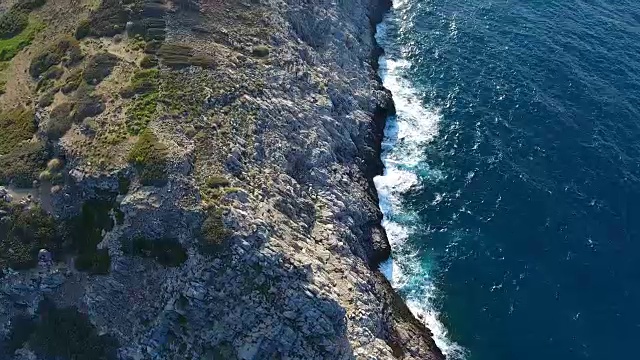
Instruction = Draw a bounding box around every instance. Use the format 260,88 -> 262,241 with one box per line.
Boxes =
374,0 -> 640,359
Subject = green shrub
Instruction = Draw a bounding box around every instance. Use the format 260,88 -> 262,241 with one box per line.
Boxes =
13,0 -> 46,12
0,203 -> 60,270
157,43 -> 194,69
73,90 -> 105,122
127,129 -> 168,186
74,19 -> 90,40
0,140 -> 49,187
157,43 -> 215,69
85,0 -> 129,37
0,18 -> 42,61
139,54 -> 158,68
38,89 -> 55,107
205,176 -> 230,189
30,299 -> 119,359
190,54 -> 215,68
122,236 -> 187,267
29,38 -> 82,78
41,64 -> 63,80
125,91 -> 158,134
45,102 -> 74,139
83,52 -> 119,85
199,210 -> 230,254
0,9 -> 28,39
0,107 -> 36,155
144,40 -> 162,54
252,45 -> 269,58
61,68 -> 82,94
128,68 -> 159,94
47,158 -> 63,171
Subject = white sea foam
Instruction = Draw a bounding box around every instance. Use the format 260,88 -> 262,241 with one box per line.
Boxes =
374,16 -> 467,360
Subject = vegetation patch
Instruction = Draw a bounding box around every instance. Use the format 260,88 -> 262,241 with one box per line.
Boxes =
0,9 -> 28,40
61,68 -> 82,94
0,18 -> 43,62
0,203 -> 61,270
139,54 -> 158,68
199,210 -> 231,255
4,299 -> 119,359
125,90 -> 158,134
0,140 -> 49,187
127,129 -> 168,186
83,52 -> 119,85
205,176 -> 230,189
45,102 -> 74,139
29,38 -> 82,78
0,107 -> 36,155
73,87 -> 105,122
122,236 -> 187,267
37,89 -> 55,107
157,43 -> 214,69
83,0 -> 129,38
252,45 -> 269,58
0,0 -> 44,40
121,68 -> 158,97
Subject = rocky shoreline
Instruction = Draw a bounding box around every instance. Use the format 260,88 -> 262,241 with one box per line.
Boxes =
0,0 -> 445,358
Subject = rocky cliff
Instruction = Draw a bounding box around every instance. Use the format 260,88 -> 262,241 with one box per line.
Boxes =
0,0 -> 444,358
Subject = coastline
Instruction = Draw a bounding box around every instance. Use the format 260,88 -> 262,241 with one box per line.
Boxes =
0,0 -> 446,357
366,0 -> 447,358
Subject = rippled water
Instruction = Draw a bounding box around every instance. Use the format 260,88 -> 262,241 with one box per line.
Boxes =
375,0 -> 640,359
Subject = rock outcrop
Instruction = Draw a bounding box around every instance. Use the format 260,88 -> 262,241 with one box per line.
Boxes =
0,0 -> 444,358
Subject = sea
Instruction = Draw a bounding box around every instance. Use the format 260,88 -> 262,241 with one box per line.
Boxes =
373,0 -> 640,359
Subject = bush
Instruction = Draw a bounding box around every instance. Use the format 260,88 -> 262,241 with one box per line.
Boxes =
0,203 -> 60,270
61,69 -> 82,94
29,38 -> 82,78
74,19 -> 90,39
252,45 -> 269,58
123,237 -> 187,267
0,107 -> 36,155
13,0 -> 46,12
157,43 -> 194,69
45,102 -> 74,139
205,176 -> 230,189
73,90 -> 105,122
199,210 -> 230,254
125,91 -> 158,134
47,158 -> 63,171
0,140 -> 49,187
38,89 -> 55,107
83,52 -> 119,85
29,299 -> 119,360
139,54 -> 158,68
127,129 -> 168,186
0,18 -> 42,62
0,9 -> 28,39
85,0 -> 129,37
128,68 -> 159,94
157,43 -> 215,69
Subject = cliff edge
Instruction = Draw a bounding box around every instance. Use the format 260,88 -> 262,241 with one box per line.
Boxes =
0,0 -> 444,358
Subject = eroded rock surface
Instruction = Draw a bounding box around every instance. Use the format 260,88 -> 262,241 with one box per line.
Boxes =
0,0 -> 444,358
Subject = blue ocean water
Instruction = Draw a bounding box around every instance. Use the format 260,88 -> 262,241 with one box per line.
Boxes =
374,0 -> 640,359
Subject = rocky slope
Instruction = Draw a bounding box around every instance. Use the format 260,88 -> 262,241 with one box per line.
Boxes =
0,0 -> 445,358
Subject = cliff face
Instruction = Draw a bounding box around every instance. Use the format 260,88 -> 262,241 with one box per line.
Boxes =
0,0 -> 444,358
